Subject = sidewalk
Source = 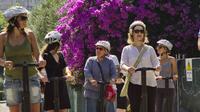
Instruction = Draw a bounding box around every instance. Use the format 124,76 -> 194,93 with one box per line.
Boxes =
0,101 -> 9,112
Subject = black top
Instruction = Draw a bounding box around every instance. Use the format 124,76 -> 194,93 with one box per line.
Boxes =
43,52 -> 66,78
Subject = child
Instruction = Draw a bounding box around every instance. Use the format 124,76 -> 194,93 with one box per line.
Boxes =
156,39 -> 178,112
42,31 -> 74,112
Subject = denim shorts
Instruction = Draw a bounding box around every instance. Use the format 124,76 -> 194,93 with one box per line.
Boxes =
3,75 -> 41,106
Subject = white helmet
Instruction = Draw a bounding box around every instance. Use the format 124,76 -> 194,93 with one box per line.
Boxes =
129,20 -> 146,29
95,40 -> 111,51
157,39 -> 173,50
198,29 -> 200,38
44,31 -> 62,44
3,6 -> 29,21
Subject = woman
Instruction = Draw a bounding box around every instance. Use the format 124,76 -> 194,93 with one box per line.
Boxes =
0,6 -> 47,112
156,39 -> 178,112
120,20 -> 160,112
42,31 -> 73,112
84,40 -> 117,112
197,29 -> 200,50
103,41 -> 128,112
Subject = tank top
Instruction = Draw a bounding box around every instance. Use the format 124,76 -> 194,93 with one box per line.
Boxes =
4,36 -> 37,79
157,59 -> 175,88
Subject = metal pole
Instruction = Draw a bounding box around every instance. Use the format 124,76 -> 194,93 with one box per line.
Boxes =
22,62 -> 31,112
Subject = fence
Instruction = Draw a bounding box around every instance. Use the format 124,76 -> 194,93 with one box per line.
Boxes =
177,58 -> 200,112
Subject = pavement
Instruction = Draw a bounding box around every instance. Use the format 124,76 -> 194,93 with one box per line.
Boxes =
0,101 -> 9,112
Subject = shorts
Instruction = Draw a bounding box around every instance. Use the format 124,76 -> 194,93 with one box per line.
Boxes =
3,75 -> 41,106
116,83 -> 128,109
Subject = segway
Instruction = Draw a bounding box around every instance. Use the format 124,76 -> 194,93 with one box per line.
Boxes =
135,67 -> 156,112
48,76 -> 67,112
97,81 -> 110,112
14,61 -> 39,112
160,76 -> 173,112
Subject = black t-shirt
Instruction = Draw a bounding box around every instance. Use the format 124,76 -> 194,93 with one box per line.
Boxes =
43,52 -> 66,78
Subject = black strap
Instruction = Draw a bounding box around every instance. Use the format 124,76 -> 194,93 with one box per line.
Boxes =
97,61 -> 106,82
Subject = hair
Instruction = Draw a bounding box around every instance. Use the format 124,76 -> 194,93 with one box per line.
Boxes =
41,42 -> 60,55
4,16 -> 27,37
163,46 -> 171,54
127,24 -> 149,44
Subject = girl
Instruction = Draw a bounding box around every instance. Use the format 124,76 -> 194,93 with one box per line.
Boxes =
156,39 -> 178,112
42,31 -> 73,112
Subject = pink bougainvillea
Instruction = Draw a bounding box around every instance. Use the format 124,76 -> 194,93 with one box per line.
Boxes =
56,0 -> 200,71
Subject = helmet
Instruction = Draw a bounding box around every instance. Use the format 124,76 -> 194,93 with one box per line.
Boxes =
157,39 -> 173,50
95,40 -> 111,51
129,20 -> 146,29
198,29 -> 200,38
44,31 -> 62,44
3,6 -> 29,21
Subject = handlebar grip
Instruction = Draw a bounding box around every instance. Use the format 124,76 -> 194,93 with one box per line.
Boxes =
161,77 -> 173,80
97,81 -> 109,85
14,63 -> 39,67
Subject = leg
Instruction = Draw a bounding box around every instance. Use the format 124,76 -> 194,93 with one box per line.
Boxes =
47,110 -> 54,112
165,89 -> 175,112
155,88 -> 164,112
9,105 -> 20,112
128,83 -> 142,112
59,109 -> 68,112
105,100 -> 115,112
29,75 -> 41,112
85,98 -> 97,112
31,103 -> 40,112
147,86 -> 156,112
4,78 -> 22,112
116,108 -> 126,112
116,83 -> 128,111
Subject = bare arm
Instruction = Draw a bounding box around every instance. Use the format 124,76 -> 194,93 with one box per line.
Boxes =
29,31 -> 46,68
29,31 -> 40,61
64,67 -> 75,81
0,33 -> 5,67
198,37 -> 200,51
171,57 -> 178,80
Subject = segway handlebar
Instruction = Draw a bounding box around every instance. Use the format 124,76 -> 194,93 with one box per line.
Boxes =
48,77 -> 67,81
135,67 -> 156,72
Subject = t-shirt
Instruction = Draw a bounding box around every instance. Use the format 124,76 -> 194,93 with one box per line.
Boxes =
108,55 -> 119,66
120,44 -> 160,87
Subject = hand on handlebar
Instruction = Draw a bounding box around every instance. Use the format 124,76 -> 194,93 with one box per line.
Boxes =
38,60 -> 46,68
89,79 -> 98,87
127,67 -> 135,75
39,74 -> 49,83
65,75 -> 75,82
4,61 -> 14,70
173,75 -> 178,80
156,76 -> 163,80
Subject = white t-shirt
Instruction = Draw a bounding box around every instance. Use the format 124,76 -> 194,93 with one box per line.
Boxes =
120,44 -> 160,87
108,54 -> 119,66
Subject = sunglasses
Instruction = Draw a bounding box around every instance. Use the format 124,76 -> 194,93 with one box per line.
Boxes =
133,29 -> 144,33
96,47 -> 104,51
18,16 -> 28,21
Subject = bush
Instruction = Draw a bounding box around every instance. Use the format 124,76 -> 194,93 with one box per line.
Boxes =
28,0 -> 65,47
57,0 -> 200,72
0,11 -> 7,32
